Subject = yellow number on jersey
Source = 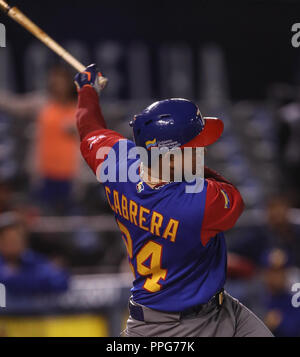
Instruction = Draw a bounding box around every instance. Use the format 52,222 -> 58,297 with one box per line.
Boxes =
136,241 -> 167,293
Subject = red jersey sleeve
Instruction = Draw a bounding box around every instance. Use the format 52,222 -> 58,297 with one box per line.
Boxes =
76,86 -> 125,174
201,177 -> 245,246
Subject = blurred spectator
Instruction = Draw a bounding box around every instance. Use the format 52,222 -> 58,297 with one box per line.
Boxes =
227,252 -> 256,279
0,179 -> 14,214
229,195 -> 300,267
0,212 -> 69,295
264,196 -> 300,267
277,92 -> 300,205
0,65 -> 79,214
261,248 -> 300,337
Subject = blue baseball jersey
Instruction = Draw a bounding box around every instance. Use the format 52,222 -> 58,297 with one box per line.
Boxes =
77,86 -> 244,313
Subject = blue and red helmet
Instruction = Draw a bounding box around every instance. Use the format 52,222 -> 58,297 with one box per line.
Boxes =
130,98 -> 224,151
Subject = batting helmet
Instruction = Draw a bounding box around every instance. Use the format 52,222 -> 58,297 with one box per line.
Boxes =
130,98 -> 224,152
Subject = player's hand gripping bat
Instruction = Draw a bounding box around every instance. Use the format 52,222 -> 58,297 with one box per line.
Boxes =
0,0 -> 108,90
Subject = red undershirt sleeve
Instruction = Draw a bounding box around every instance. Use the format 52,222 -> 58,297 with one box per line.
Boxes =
76,85 -> 125,174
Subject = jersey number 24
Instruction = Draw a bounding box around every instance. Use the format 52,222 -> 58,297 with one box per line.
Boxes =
117,220 -> 167,293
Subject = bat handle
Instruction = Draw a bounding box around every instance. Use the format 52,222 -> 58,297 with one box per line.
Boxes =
76,63 -> 108,89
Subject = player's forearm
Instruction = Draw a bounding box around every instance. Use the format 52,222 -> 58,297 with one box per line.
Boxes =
76,86 -> 107,141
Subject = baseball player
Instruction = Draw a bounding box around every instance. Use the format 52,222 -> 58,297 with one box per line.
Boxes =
74,64 -> 273,337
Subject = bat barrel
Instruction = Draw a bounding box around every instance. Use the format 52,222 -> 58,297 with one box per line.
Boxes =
0,0 -> 108,89
0,0 -> 10,13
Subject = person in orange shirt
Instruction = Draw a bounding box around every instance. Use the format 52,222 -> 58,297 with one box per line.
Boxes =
0,65 -> 79,214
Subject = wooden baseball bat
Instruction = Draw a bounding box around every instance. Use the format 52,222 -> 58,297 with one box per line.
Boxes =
0,0 -> 108,88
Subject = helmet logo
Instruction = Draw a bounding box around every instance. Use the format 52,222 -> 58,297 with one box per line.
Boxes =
145,138 -> 157,150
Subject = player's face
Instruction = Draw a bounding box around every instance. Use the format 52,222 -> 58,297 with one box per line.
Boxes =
148,147 -> 204,183
162,148 -> 198,181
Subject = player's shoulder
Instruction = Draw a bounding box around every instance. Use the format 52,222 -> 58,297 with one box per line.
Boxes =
82,129 -> 127,148
111,137 -> 136,152
99,138 -> 140,186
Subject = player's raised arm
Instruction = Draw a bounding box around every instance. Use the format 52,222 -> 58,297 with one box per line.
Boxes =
201,166 -> 245,246
74,64 -> 125,174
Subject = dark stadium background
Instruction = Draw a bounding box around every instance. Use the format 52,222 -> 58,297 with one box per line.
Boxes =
2,0 -> 300,99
